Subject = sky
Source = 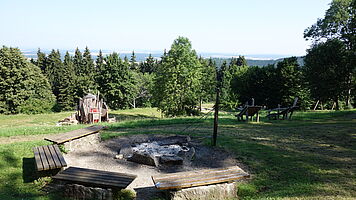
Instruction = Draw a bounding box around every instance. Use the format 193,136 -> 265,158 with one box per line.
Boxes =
0,0 -> 331,56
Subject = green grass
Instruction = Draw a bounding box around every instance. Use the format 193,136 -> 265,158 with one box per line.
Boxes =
0,108 -> 355,199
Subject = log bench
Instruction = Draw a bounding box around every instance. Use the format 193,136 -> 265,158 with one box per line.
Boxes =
33,144 -> 67,171
151,166 -> 249,190
44,125 -> 105,144
53,167 -> 137,189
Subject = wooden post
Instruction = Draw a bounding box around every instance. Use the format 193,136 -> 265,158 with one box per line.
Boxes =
313,100 -> 319,110
212,89 -> 219,146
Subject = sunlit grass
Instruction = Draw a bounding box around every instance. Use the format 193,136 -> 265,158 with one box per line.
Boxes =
0,108 -> 355,199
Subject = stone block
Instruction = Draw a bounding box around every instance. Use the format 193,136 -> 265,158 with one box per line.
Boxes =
167,182 -> 237,200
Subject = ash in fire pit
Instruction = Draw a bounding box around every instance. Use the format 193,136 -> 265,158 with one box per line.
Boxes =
119,136 -> 194,167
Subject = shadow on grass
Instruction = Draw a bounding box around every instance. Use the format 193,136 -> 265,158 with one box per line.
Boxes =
22,157 -> 37,183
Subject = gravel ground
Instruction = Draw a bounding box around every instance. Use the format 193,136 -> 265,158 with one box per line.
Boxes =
63,134 -> 244,200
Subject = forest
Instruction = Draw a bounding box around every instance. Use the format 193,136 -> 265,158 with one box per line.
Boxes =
0,0 -> 355,116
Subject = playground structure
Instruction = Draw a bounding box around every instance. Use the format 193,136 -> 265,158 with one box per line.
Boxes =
77,93 -> 109,124
58,93 -> 115,125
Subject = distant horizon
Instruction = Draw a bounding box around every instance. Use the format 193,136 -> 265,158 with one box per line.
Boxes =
0,0 -> 331,56
19,47 -> 298,60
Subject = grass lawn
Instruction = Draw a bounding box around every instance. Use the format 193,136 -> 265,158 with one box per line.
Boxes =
0,108 -> 355,199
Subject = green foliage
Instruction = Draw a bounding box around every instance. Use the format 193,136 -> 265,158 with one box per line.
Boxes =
200,57 -> 217,103
56,51 -> 77,111
0,46 -> 55,114
139,54 -> 157,74
153,37 -> 203,116
96,52 -> 137,109
305,0 -> 355,108
115,189 -> 136,200
132,72 -> 154,108
73,47 -> 97,99
304,39 -> 350,110
231,57 -> 311,109
219,60 -> 240,109
130,51 -> 139,71
275,57 -> 312,109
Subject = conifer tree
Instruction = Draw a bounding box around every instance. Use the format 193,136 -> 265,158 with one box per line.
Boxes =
73,47 -> 96,98
46,49 -> 62,97
140,54 -> 156,74
57,51 -> 76,111
130,51 -> 139,71
36,48 -> 47,72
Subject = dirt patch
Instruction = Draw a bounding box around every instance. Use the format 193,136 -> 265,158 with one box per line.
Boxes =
63,134 -> 246,200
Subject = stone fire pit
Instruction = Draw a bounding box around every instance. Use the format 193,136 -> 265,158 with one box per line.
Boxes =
118,136 -> 194,167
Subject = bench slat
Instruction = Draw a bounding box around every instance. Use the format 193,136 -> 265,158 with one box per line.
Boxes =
48,144 -> 61,169
53,145 -> 67,167
37,145 -> 50,171
152,166 -> 249,190
63,167 -> 136,180
43,145 -> 56,170
33,147 -> 44,171
53,167 -> 136,189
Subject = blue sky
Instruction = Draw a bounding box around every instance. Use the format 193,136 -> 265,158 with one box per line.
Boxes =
0,0 -> 331,56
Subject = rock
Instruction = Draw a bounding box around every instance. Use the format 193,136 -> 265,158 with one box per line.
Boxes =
119,144 -> 133,158
159,155 -> 183,165
115,154 -> 124,159
167,182 -> 237,200
127,152 -> 159,167
62,184 -> 113,200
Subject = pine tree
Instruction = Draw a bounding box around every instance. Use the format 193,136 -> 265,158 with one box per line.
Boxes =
73,47 -> 96,98
130,51 -> 139,71
36,48 -> 47,72
46,49 -> 62,97
57,51 -> 76,111
140,54 -> 156,74
236,56 -> 247,66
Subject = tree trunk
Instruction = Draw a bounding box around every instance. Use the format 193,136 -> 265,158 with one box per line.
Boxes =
345,88 -> 351,108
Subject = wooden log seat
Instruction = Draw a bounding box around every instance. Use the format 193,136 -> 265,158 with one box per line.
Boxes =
53,167 -> 137,189
44,125 -> 105,144
152,166 -> 249,190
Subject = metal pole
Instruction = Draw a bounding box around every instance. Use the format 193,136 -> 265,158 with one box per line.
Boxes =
212,89 -> 219,146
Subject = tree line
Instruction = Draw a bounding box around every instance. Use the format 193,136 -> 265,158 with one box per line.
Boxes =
0,0 -> 354,115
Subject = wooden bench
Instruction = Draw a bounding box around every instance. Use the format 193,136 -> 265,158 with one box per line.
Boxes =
152,166 -> 249,190
44,125 -> 105,144
33,144 -> 67,171
236,106 -> 262,122
53,167 -> 137,189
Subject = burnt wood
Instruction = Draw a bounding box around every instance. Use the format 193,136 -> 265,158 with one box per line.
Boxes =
152,166 -> 249,190
33,144 -> 67,171
44,125 -> 105,144
53,167 -> 137,189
